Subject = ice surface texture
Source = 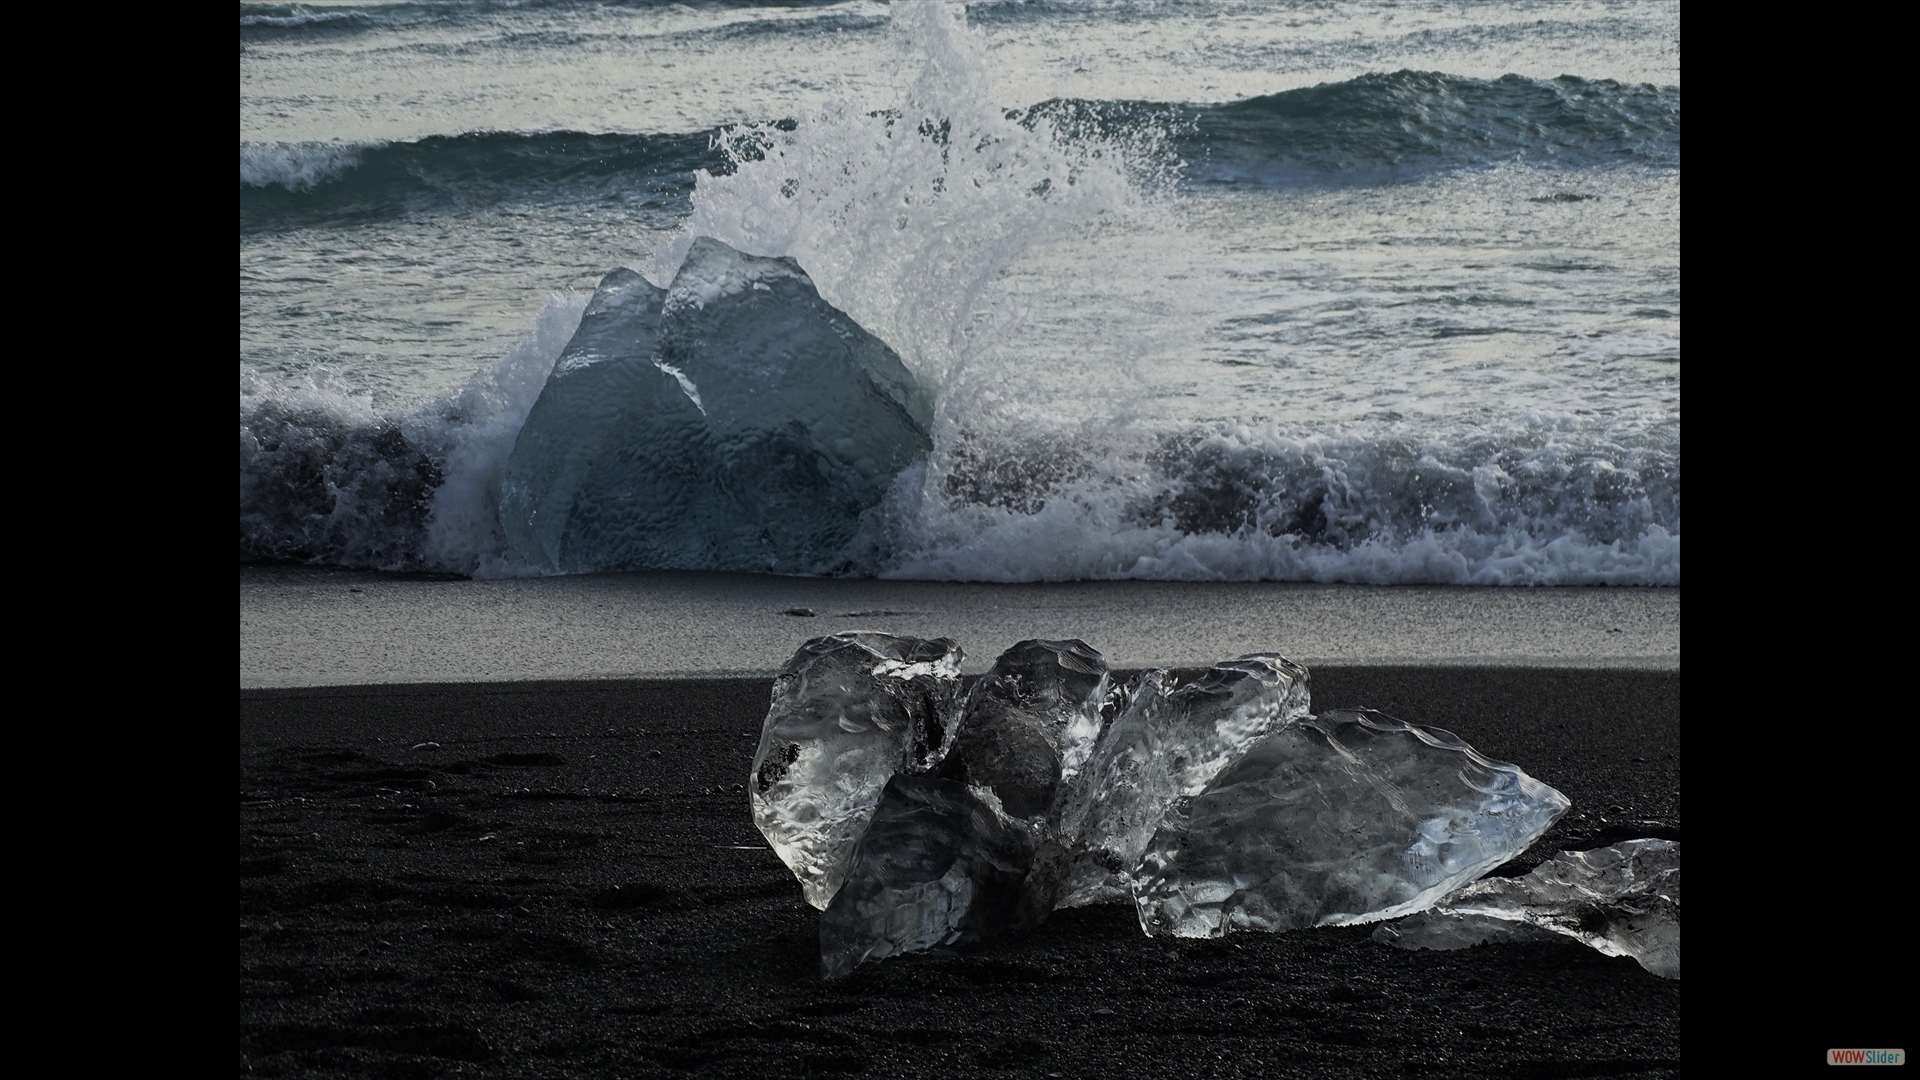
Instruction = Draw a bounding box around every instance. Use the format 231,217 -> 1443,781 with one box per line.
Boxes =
1055,655 -> 1311,906
819,774 -> 1065,979
943,639 -> 1114,818
749,633 -> 962,910
1372,839 -> 1680,978
1132,709 -> 1571,937
499,237 -> 933,573
817,640 -> 1110,976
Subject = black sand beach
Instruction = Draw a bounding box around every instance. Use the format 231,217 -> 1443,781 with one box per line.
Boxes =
240,666 -> 1680,1078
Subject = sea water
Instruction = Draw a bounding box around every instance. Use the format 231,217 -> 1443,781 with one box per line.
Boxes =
240,0 -> 1678,584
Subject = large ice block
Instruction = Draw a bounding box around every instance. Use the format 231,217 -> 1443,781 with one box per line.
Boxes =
749,633 -> 963,909
496,268 -> 703,570
1132,709 -> 1570,937
1053,655 -> 1311,907
498,238 -> 934,574
1372,839 -> 1680,978
819,774 -> 1064,979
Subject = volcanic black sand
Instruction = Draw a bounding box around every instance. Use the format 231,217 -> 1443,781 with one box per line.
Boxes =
240,667 -> 1680,1078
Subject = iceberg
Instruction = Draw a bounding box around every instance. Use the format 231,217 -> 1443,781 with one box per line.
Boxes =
1131,708 -> 1570,937
499,238 -> 933,574
496,268 -> 689,570
1372,839 -> 1680,978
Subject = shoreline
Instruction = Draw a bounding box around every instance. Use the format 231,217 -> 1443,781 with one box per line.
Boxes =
241,566 -> 1679,688
241,666 -> 1679,1078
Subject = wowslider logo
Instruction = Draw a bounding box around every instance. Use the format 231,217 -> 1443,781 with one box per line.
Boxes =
1829,1049 -> 1906,1066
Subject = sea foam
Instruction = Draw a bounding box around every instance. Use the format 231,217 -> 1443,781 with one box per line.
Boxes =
240,141 -> 374,191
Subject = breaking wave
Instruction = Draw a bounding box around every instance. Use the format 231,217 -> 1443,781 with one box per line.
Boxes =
240,141 -> 376,193
239,362 -> 1678,585
240,293 -> 587,577
240,131 -> 722,232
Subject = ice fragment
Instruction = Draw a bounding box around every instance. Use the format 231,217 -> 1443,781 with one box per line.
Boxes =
813,641 -> 1108,975
1132,708 -> 1570,937
1372,839 -> 1680,978
939,639 -> 1113,820
819,774 -> 1064,979
750,633 -> 963,909
1054,655 -> 1310,907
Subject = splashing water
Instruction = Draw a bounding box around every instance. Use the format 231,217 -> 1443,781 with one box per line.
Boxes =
650,3 -> 1172,395
645,3 -> 1218,579
239,292 -> 586,575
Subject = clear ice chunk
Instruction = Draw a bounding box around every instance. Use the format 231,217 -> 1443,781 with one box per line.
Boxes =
1053,655 -> 1311,907
499,238 -> 933,574
819,774 -> 1063,979
814,640 -> 1109,975
750,633 -> 963,910
939,639 -> 1113,820
1371,839 -> 1680,979
1132,708 -> 1571,937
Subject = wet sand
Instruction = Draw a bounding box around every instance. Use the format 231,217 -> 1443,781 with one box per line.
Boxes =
240,566 -> 1680,687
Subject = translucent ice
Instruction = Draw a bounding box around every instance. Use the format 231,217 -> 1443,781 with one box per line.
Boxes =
750,633 -> 963,910
497,268 -> 696,571
817,640 -> 1107,975
939,639 -> 1113,820
499,238 -> 933,573
1133,709 -> 1569,937
1372,839 -> 1680,978
819,774 -> 1063,979
1054,655 -> 1311,907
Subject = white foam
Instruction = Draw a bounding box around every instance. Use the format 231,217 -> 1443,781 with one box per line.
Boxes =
845,416 -> 1678,584
240,10 -> 364,30
240,292 -> 587,575
424,292 -> 589,577
240,141 -> 374,191
645,2 -> 1170,397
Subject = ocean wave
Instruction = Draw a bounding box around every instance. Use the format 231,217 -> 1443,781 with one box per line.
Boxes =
239,71 -> 1675,231
241,262 -> 1680,587
240,141 -> 377,192
1193,71 -> 1680,179
1026,71 -> 1679,185
852,422 -> 1679,585
240,293 -> 588,575
239,0 -> 885,43
239,4 -> 377,38
239,130 -> 723,232
240,345 -> 1678,585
